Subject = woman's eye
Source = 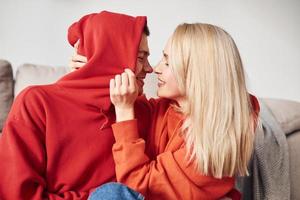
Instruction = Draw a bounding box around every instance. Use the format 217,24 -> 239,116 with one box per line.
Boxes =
138,57 -> 144,61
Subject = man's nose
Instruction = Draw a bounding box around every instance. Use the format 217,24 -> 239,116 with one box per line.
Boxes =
144,60 -> 153,73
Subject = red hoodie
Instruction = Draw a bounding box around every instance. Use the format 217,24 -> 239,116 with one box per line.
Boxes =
0,11 -> 148,200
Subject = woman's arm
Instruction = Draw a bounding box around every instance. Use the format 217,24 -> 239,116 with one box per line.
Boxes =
109,70 -> 236,199
111,119 -> 235,200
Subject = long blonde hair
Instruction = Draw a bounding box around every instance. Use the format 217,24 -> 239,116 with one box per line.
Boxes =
169,23 -> 258,178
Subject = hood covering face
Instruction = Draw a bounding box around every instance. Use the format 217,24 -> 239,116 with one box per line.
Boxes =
57,11 -> 147,111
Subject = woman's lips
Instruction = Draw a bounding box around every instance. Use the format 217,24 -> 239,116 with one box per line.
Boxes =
157,78 -> 165,87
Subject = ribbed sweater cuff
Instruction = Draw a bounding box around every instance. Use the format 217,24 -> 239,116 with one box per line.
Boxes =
112,119 -> 139,142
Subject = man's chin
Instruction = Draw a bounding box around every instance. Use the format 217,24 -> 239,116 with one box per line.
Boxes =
138,89 -> 143,96
136,80 -> 144,96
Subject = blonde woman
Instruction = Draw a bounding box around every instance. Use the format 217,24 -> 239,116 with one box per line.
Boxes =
75,23 -> 260,200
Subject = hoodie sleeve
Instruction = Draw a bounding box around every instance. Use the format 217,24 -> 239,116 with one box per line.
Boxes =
111,120 -> 236,200
0,87 -> 90,200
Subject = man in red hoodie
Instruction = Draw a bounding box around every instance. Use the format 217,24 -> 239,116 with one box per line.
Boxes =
0,11 -> 152,200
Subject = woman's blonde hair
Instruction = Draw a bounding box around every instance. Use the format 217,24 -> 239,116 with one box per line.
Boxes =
170,23 -> 258,178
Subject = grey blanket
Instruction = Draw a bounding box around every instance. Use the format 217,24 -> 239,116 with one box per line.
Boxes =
236,99 -> 290,200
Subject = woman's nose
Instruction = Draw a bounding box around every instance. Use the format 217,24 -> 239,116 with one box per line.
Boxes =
154,61 -> 162,74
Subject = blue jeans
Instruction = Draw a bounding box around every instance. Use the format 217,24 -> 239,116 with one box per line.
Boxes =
88,182 -> 145,200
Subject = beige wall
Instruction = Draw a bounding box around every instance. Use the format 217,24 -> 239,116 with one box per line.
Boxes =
0,0 -> 299,101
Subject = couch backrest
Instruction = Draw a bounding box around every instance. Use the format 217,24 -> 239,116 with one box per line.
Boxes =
14,63 -> 70,97
0,61 -> 69,132
0,60 -> 14,132
263,98 -> 300,135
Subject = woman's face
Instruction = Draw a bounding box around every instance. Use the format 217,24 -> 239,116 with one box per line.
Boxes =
154,36 -> 182,102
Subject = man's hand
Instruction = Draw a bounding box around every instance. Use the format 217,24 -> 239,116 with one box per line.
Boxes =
69,40 -> 87,72
110,69 -> 138,122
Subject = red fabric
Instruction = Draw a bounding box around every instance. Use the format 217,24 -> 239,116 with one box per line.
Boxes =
250,94 -> 260,123
0,11 -> 147,200
60,11 -> 146,112
226,188 -> 242,200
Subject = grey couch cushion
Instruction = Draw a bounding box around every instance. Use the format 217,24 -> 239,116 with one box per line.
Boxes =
14,63 -> 70,97
263,98 -> 300,199
0,60 -> 14,132
263,98 -> 300,135
287,130 -> 300,200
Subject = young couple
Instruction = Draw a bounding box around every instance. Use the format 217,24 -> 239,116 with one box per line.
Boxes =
0,11 -> 259,200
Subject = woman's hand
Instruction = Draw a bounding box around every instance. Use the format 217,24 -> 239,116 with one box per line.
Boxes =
69,40 -> 87,72
110,69 -> 138,122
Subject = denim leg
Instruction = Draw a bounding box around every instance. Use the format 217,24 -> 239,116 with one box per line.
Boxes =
88,182 -> 145,200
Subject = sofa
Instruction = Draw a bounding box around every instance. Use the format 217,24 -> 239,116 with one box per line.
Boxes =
0,59 -> 299,199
